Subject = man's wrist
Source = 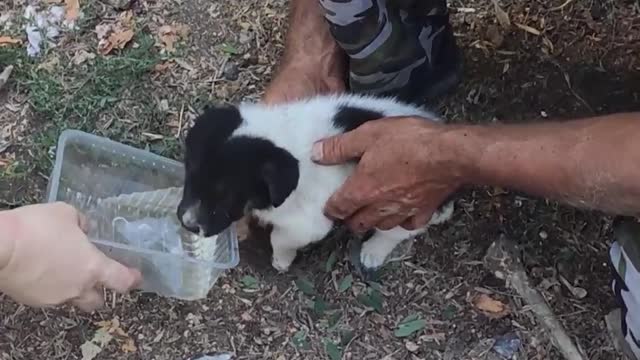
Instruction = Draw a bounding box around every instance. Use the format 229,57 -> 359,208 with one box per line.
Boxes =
433,124 -> 490,187
278,0 -> 346,86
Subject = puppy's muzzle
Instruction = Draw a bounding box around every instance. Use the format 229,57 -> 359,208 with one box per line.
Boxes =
177,202 -> 201,234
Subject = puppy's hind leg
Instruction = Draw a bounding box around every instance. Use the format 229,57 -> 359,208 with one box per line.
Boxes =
358,202 -> 454,275
360,227 -> 424,271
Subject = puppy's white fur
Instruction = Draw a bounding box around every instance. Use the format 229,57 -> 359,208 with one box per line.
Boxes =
232,94 -> 453,271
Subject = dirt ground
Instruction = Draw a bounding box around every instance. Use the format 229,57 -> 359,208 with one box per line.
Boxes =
1,0 -> 640,359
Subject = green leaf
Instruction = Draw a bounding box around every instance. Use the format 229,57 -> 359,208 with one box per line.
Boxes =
314,298 -> 329,316
339,329 -> 355,346
328,311 -> 342,329
399,313 -> 420,324
443,304 -> 457,320
325,340 -> 342,360
366,281 -> 384,291
394,315 -> 427,338
295,277 -> 316,296
239,275 -> 259,289
356,289 -> 384,313
292,331 -> 310,349
220,43 -> 239,54
368,289 -> 384,313
338,275 -> 353,293
325,251 -> 337,272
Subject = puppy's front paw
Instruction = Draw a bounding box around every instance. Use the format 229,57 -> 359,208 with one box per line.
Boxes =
428,201 -> 454,225
271,252 -> 295,273
359,241 -> 388,270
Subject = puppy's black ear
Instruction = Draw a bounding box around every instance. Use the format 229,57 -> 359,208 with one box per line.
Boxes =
186,104 -> 243,155
261,148 -> 299,208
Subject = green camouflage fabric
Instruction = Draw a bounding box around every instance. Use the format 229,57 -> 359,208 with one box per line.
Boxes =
318,0 -> 461,103
610,217 -> 640,359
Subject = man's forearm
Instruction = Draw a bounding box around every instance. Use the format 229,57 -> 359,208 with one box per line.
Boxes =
0,210 -> 17,272
279,0 -> 345,78
456,113 -> 640,216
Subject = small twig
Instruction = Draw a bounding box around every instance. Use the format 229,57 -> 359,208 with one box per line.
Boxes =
0,65 -> 14,91
341,333 -> 360,360
484,235 -> 586,360
210,56 -> 229,97
176,102 -> 185,138
550,0 -> 576,11
550,60 -> 594,114
229,333 -> 237,355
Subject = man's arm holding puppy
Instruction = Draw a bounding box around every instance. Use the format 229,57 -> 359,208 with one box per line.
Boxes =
262,0 -> 345,104
312,113 -> 640,232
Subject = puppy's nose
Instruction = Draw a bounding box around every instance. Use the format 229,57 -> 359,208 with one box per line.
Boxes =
178,204 -> 200,233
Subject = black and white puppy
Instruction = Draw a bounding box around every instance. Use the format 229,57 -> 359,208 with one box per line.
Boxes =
177,94 -> 454,272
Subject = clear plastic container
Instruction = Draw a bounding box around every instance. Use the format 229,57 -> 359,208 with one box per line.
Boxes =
45,130 -> 239,300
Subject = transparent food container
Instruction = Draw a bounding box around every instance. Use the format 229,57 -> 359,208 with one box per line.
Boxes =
46,130 -> 239,300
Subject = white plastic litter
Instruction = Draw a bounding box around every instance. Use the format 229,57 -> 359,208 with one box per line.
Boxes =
47,130 -> 239,300
23,4 -> 77,57
88,188 -> 219,296
113,217 -> 186,294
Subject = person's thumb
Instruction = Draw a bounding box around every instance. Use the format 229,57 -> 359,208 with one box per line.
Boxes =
400,195 -> 450,231
97,255 -> 142,293
311,131 -> 369,165
72,288 -> 105,312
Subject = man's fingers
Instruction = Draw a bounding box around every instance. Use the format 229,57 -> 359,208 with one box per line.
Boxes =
311,129 -> 371,165
71,289 -> 104,312
77,212 -> 90,234
97,256 -> 142,294
344,204 -> 391,233
324,173 -> 379,220
401,207 -> 437,230
376,214 -> 411,231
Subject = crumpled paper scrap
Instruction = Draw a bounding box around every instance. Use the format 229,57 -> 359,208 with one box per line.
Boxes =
22,2 -> 81,57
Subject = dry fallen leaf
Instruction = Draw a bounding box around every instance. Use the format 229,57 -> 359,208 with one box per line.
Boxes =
542,37 -> 555,54
491,0 -> 510,29
65,0 -> 80,23
81,324 -> 114,360
157,24 -> 189,52
515,23 -> 542,35
486,25 -> 504,47
121,338 -> 137,353
0,65 -> 14,91
88,318 -> 137,355
0,36 -> 21,46
142,132 -> 164,141
117,10 -> 134,27
472,294 -> 510,319
95,10 -> 135,55
72,49 -> 96,65
153,61 -> 173,73
95,23 -> 112,40
98,29 -> 134,55
158,25 -> 178,52
37,55 -> 61,72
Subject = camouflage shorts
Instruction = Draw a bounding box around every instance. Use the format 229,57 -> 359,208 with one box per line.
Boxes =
610,217 -> 640,359
318,0 -> 462,103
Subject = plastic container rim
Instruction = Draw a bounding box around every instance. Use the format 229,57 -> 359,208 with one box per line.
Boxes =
47,129 -> 240,270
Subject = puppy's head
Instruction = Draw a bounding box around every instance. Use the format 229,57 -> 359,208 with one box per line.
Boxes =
177,104 -> 299,237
